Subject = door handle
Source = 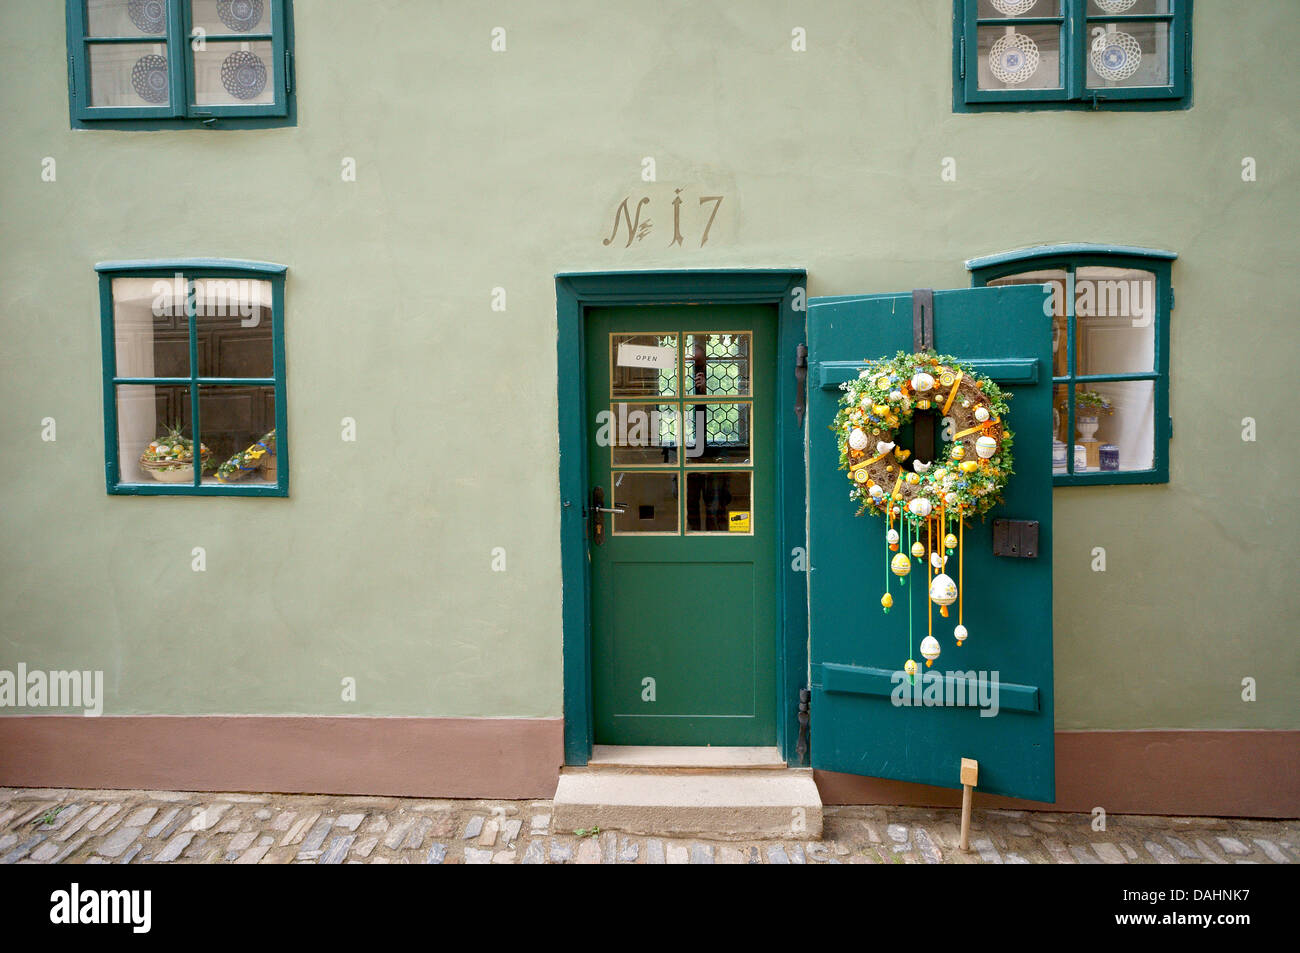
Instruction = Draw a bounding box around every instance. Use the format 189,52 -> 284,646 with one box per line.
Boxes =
589,485 -> 623,546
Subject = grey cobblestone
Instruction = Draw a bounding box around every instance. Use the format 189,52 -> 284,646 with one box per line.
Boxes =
0,787 -> 1291,865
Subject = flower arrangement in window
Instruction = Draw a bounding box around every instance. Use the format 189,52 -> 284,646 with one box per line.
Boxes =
139,425 -> 212,483
216,429 -> 277,483
1075,390 -> 1114,418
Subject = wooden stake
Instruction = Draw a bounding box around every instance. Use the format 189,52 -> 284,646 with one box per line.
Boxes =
959,757 -> 979,852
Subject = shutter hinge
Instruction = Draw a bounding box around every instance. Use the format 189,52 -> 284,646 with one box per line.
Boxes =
1168,415 -> 1173,440
794,343 -> 808,426
1169,285 -> 1174,310
285,49 -> 293,94
68,54 -> 75,97
959,36 -> 966,80
795,688 -> 811,764
1184,29 -> 1191,74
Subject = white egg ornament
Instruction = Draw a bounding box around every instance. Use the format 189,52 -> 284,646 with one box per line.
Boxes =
975,435 -> 998,459
910,371 -> 935,393
886,528 -> 900,549
929,573 -> 957,617
868,484 -> 884,500
908,497 -> 932,518
953,624 -> 968,647
920,635 -> 941,668
974,405 -> 990,422
849,428 -> 869,451
944,491 -> 959,507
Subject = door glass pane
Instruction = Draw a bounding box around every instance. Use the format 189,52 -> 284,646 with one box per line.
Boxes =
611,471 -> 678,534
116,384 -> 202,484
194,278 -> 273,377
193,40 -> 274,104
114,277 -> 189,378
1074,266 -> 1156,374
199,385 -> 277,484
1087,22 -> 1170,88
609,404 -> 678,466
611,334 -> 677,398
977,24 -> 1062,89
686,471 -> 752,534
684,333 -> 750,397
89,42 -> 170,106
189,0 -> 272,34
1075,379 -> 1155,472
86,0 -> 167,36
683,402 -> 752,466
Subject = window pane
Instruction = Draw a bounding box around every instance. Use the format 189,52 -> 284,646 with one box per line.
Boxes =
684,332 -> 750,397
1052,383 -> 1070,473
1074,266 -> 1156,374
989,270 -> 1068,378
89,42 -> 171,106
193,41 -> 274,105
609,404 -> 679,466
116,384 -> 204,484
199,385 -> 277,484
978,0 -> 1062,17
611,334 -> 678,399
194,278 -> 273,377
686,472 -> 752,534
977,24 -> 1062,89
113,277 -> 189,378
1088,1 -> 1171,15
1076,380 -> 1155,472
1087,22 -> 1170,88
86,0 -> 167,36
189,0 -> 271,34
683,402 -> 752,466
612,471 -> 678,534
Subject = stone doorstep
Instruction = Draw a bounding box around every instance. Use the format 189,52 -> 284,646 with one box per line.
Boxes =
552,767 -> 823,841
588,746 -> 787,771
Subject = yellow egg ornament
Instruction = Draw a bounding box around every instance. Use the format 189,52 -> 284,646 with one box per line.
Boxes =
951,445 -> 966,460
944,533 -> 958,551
880,592 -> 893,613
891,553 -> 912,579
911,541 -> 926,559
904,659 -> 918,677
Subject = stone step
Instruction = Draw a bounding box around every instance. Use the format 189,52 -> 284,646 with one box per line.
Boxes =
552,767 -> 823,840
588,745 -> 786,771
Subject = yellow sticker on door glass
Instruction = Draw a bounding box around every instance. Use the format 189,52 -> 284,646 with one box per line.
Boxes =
728,511 -> 750,532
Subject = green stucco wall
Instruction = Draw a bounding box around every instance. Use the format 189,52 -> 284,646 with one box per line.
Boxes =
1,1 -> 1295,729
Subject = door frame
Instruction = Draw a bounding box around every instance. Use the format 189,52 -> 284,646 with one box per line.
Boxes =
556,270 -> 808,766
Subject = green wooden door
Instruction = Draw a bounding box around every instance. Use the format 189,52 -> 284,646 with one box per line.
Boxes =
585,305 -> 778,746
806,285 -> 1055,801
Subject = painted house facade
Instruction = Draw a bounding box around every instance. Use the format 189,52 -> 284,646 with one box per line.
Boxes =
1,0 -> 1296,817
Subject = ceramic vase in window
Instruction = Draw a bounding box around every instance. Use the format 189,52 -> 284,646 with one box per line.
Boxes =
1076,413 -> 1100,442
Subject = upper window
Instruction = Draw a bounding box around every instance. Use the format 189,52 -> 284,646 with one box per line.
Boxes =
954,0 -> 1192,111
968,244 -> 1174,485
97,259 -> 288,496
66,0 -> 294,128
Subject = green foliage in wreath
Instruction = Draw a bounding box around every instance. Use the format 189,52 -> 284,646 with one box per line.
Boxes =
832,351 -> 1015,520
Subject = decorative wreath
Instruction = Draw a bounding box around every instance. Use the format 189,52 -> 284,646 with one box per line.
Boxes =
834,351 -> 1014,521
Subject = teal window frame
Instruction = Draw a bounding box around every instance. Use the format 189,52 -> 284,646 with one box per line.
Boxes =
97,258 -> 289,497
967,243 -> 1174,486
66,0 -> 294,129
954,0 -> 1192,112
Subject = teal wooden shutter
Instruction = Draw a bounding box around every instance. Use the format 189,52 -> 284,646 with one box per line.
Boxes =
806,285 -> 1056,802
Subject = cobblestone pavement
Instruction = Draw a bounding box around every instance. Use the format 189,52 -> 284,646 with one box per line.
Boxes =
0,787 -> 1294,864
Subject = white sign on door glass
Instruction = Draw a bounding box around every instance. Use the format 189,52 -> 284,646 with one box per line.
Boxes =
616,343 -> 675,369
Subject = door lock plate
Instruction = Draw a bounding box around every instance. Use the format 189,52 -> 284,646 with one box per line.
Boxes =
992,519 -> 1039,558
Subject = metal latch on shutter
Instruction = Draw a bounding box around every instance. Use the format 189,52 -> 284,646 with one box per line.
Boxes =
911,289 -> 936,463
992,519 -> 1039,558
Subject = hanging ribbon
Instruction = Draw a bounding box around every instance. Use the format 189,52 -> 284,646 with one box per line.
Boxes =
941,370 -> 964,415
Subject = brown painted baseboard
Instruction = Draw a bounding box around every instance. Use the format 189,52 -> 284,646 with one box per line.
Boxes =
816,730 -> 1300,818
0,716 -> 564,800
1,719 -> 1294,816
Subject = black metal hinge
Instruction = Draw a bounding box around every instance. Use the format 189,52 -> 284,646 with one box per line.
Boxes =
285,50 -> 294,94
796,688 -> 811,763
794,343 -> 808,426
959,37 -> 966,79
912,288 -> 934,352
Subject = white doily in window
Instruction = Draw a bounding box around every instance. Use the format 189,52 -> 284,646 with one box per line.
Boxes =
989,31 -> 1041,85
1090,30 -> 1142,80
991,0 -> 1038,14
1094,0 -> 1138,13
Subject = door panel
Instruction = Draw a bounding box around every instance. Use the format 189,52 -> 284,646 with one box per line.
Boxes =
807,285 -> 1055,802
586,305 -> 777,746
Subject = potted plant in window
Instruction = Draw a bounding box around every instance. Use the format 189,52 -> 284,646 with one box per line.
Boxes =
139,425 -> 212,483
1075,390 -> 1113,442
